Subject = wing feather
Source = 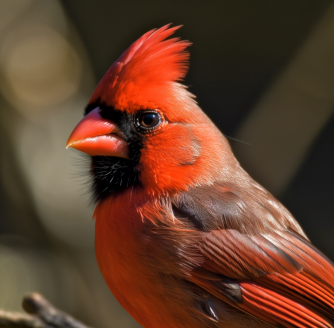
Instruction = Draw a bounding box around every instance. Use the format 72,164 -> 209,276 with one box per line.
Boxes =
174,184 -> 334,327
194,229 -> 334,327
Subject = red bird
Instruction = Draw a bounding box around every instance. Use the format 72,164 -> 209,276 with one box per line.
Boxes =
67,25 -> 334,328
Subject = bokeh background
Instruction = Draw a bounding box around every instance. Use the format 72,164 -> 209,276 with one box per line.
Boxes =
0,1 -> 333,327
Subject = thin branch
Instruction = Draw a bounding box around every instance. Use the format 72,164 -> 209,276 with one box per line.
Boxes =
0,293 -> 93,328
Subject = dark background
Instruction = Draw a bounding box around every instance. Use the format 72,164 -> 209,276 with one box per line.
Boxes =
0,1 -> 333,327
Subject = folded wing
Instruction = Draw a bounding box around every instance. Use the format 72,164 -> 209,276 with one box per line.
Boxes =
172,184 -> 334,327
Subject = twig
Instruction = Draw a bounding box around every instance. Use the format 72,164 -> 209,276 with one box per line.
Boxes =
0,293 -> 93,328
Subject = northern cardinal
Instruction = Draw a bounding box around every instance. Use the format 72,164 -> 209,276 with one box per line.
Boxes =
66,25 -> 334,328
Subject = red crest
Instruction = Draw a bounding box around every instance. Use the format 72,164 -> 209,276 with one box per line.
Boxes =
89,25 -> 191,112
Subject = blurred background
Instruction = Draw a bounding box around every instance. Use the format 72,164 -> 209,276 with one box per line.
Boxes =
0,0 -> 333,327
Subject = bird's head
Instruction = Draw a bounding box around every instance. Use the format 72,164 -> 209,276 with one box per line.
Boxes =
67,25 -> 233,201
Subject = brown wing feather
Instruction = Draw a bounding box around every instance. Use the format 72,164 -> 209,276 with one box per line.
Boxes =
199,229 -> 302,279
173,183 -> 334,327
193,228 -> 334,327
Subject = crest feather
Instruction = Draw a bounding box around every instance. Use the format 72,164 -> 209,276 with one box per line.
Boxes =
89,25 -> 191,111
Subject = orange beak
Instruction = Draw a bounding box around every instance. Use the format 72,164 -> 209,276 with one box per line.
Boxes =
66,107 -> 129,159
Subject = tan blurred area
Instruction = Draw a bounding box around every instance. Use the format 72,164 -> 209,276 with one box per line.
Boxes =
0,1 -> 333,328
0,1 -> 140,327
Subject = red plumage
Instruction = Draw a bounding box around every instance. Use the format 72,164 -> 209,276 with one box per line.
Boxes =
67,25 -> 334,328
89,25 -> 191,113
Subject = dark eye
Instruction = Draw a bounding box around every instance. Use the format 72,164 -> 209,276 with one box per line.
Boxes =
135,111 -> 162,132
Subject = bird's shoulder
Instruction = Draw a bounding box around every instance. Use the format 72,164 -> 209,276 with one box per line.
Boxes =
171,180 -> 304,235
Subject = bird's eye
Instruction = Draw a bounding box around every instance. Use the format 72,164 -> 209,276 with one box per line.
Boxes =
135,111 -> 162,133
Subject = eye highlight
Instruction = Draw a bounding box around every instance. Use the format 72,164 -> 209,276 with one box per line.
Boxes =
135,110 -> 163,133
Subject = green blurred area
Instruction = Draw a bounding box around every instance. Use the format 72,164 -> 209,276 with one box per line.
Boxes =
0,1 -> 333,327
